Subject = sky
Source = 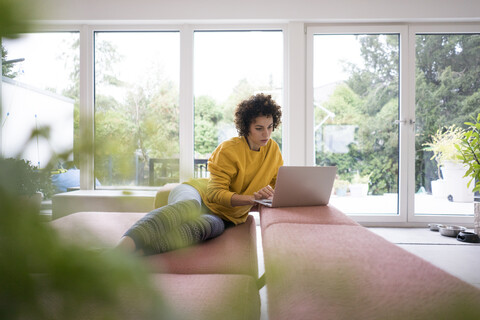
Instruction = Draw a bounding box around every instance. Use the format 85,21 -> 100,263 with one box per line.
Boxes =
313,34 -> 364,88
194,31 -> 284,102
3,33 -> 77,94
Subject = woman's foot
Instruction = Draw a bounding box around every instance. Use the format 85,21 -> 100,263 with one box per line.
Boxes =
116,236 -> 144,255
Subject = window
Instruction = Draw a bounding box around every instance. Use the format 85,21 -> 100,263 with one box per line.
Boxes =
93,31 -> 180,188
414,33 -> 480,217
193,30 -> 284,174
11,23 -> 479,226
311,33 -> 400,215
2,32 -> 79,193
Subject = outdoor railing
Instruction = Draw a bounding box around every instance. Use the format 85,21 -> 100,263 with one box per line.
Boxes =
148,158 -> 208,186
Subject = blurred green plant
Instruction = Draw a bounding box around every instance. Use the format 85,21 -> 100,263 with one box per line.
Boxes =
0,0 -> 32,39
423,124 -> 464,179
0,158 -> 47,197
0,1 -> 174,318
0,189 -> 172,319
456,113 -> 480,193
351,171 -> 370,184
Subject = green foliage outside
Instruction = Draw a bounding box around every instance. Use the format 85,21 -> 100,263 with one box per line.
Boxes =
316,35 -> 400,195
8,29 -> 477,193
1,45 -> 18,77
415,34 -> 480,192
58,36 -> 282,186
456,113 -> 480,193
195,95 -> 224,155
316,34 -> 480,195
194,78 -> 283,159
4,30 -> 283,187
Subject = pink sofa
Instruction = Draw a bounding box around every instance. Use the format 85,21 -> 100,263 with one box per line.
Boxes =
260,205 -> 480,319
50,184 -> 260,320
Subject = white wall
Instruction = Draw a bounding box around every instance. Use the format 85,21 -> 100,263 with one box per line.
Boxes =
34,0 -> 480,23
1,77 -> 74,168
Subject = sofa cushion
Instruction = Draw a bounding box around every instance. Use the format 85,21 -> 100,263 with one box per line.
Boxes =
262,223 -> 480,320
260,204 -> 359,231
39,273 -> 259,320
154,274 -> 260,320
52,190 -> 156,219
144,214 -> 258,278
50,211 -> 258,278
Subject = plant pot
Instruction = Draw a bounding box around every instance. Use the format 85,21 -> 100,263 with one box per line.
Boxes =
349,183 -> 368,197
440,161 -> 474,202
475,202 -> 480,235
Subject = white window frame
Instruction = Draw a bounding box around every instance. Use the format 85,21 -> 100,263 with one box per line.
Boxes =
306,24 -> 410,225
189,24 -> 289,166
81,25 -> 183,189
307,23 -> 480,226
13,22 -> 480,227
79,24 -> 288,189
407,23 -> 480,225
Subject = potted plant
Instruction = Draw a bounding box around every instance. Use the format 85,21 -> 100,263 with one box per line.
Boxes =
423,124 -> 464,173
455,113 -> 480,234
423,125 -> 473,202
0,157 -> 50,211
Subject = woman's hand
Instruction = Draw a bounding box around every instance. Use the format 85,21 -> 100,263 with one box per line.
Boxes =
253,185 -> 274,200
231,185 -> 275,207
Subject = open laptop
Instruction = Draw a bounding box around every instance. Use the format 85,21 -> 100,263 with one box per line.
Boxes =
254,166 -> 337,208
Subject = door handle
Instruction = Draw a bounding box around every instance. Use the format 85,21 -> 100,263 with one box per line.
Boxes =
394,119 -> 415,125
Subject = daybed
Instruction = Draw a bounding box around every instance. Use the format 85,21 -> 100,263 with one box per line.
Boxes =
259,204 -> 480,319
50,184 -> 260,320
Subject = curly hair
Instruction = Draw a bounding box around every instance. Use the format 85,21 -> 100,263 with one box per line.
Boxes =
234,93 -> 282,137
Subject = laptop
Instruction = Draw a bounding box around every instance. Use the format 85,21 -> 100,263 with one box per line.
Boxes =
254,166 -> 337,208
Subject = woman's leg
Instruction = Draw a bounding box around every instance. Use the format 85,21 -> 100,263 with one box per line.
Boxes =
149,212 -> 225,254
119,184 -> 225,254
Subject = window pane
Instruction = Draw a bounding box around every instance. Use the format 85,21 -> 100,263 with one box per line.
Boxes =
313,34 -> 400,215
94,32 -> 180,188
193,30 -> 283,176
415,34 -> 480,216
2,32 -> 79,196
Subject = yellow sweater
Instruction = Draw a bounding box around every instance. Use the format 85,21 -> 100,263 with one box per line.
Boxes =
186,136 -> 283,224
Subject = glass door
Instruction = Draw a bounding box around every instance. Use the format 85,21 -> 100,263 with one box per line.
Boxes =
310,32 -> 401,216
413,31 -> 480,221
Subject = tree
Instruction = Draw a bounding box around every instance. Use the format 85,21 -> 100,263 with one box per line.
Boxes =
415,34 -> 480,191
317,35 -> 400,194
318,33 -> 480,194
220,78 -> 283,149
195,95 -> 223,156
1,45 -> 18,78
94,63 -> 180,186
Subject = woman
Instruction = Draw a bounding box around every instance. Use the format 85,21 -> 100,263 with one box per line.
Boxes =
117,93 -> 283,255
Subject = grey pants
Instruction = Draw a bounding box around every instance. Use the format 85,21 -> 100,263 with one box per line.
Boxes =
124,184 -> 226,254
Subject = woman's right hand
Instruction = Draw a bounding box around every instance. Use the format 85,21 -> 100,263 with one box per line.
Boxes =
253,185 -> 275,200
231,185 -> 275,207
